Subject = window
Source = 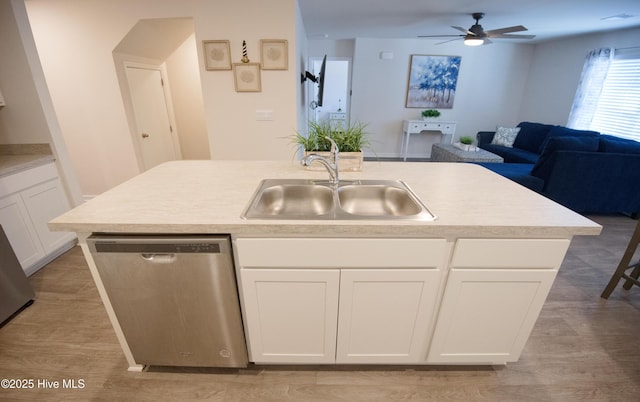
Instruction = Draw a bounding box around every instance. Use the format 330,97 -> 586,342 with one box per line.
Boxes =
568,47 -> 640,142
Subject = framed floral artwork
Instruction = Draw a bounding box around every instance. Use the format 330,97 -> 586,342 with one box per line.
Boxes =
203,40 -> 231,70
233,63 -> 262,92
260,39 -> 288,70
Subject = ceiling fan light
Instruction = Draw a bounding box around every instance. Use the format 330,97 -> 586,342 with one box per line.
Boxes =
464,37 -> 484,46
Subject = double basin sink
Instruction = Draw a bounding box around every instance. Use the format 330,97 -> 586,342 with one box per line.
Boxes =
242,179 -> 436,221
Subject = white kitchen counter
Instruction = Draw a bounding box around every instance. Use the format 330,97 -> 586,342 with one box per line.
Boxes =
0,143 -> 55,177
49,160 -> 601,237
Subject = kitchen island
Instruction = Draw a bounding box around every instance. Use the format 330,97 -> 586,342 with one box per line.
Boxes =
49,160 -> 601,370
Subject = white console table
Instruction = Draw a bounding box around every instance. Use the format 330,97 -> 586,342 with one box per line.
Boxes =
401,120 -> 457,161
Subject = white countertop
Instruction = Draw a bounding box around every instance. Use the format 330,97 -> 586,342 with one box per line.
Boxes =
49,160 -> 601,238
0,143 -> 55,177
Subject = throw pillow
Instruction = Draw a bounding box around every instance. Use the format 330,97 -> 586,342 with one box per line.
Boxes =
490,126 -> 520,148
531,136 -> 600,181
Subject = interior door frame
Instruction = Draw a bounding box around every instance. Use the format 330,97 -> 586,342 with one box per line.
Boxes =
307,56 -> 352,125
122,61 -> 182,171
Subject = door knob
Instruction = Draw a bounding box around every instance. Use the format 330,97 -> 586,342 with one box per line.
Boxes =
141,133 -> 150,138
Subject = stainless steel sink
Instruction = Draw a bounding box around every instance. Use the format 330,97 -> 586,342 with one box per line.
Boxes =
242,179 -> 436,221
248,184 -> 333,217
338,185 -> 423,216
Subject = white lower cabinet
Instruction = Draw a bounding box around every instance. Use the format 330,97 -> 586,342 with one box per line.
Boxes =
236,238 -> 447,364
427,238 -> 570,364
0,193 -> 44,269
336,269 -> 440,363
0,162 -> 76,275
240,268 -> 340,364
237,237 -> 570,365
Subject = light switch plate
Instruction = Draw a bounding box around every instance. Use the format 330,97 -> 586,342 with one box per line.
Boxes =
255,109 -> 273,121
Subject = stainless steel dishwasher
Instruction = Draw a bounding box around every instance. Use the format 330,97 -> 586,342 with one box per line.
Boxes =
87,234 -> 247,368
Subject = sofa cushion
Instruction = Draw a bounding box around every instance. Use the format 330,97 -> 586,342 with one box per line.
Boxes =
481,144 -> 539,164
599,134 -> 640,154
531,136 -> 600,181
475,162 -> 544,192
540,126 -> 600,152
490,126 -> 521,147
513,122 -> 553,154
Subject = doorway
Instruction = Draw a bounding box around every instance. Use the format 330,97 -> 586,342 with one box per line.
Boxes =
114,17 -> 209,172
125,64 -> 180,170
308,57 -> 351,125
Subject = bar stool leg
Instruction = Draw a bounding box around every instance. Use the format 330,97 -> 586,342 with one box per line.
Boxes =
622,264 -> 640,290
601,219 -> 640,299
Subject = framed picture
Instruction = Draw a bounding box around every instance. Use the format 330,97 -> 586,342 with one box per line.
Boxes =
203,40 -> 231,70
406,54 -> 461,108
260,39 -> 288,70
233,63 -> 262,92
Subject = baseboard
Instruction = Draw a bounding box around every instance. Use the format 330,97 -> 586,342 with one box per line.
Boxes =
24,240 -> 77,277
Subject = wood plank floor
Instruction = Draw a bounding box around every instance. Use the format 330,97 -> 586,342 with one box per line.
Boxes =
1,215 -> 639,401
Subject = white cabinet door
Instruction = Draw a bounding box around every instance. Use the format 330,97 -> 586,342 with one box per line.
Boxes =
428,238 -> 569,364
241,268 -> 340,364
0,193 -> 44,269
427,268 -> 557,364
21,178 -> 75,255
336,269 -> 441,364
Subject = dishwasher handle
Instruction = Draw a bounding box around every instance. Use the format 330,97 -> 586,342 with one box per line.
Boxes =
140,253 -> 177,263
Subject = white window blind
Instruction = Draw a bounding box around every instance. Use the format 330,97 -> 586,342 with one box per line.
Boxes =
590,48 -> 640,141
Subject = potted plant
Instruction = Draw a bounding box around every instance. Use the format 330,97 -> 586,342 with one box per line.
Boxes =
421,109 -> 441,119
294,120 -> 369,172
454,135 -> 478,152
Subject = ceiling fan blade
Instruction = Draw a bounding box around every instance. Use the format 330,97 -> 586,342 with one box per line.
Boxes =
418,34 -> 464,38
434,37 -> 464,45
489,33 -> 536,40
486,25 -> 527,35
452,26 -> 473,35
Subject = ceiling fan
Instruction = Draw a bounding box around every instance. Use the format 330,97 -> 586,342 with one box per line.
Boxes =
420,12 -> 535,46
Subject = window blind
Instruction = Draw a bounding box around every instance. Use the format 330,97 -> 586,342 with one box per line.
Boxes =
590,48 -> 640,141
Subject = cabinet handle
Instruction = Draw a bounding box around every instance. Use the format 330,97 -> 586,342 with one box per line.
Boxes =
141,133 -> 150,138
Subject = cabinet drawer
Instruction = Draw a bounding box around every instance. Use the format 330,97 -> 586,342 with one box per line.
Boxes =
236,238 -> 447,268
451,239 -> 570,269
0,162 -> 58,196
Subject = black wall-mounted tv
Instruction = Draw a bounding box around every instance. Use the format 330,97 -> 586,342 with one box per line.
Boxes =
302,55 -> 327,108
316,55 -> 327,107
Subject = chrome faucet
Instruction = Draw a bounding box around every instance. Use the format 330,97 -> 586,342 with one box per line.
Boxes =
301,136 -> 340,186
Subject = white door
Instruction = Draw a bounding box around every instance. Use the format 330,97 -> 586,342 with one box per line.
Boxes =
126,66 -> 178,170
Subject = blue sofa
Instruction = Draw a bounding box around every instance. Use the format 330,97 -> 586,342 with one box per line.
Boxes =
475,122 -> 640,215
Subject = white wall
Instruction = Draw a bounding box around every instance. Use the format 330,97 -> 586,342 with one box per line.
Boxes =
349,38 -> 534,158
1,0 -> 83,205
24,0 -> 298,196
309,26 -> 640,159
520,26 -> 640,125
0,0 -> 53,144
166,33 -> 210,160
295,0 -> 308,159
